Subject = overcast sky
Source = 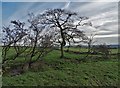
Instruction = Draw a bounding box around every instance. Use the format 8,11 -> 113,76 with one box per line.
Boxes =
1,0 -> 119,45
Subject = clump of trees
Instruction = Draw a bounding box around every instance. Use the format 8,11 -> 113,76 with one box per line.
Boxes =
92,43 -> 111,59
2,18 -> 53,70
38,9 -> 92,58
2,8 -> 94,72
2,20 -> 28,64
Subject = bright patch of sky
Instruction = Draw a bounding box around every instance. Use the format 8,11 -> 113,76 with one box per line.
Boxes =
0,2 -> 1,23
1,0 -> 119,45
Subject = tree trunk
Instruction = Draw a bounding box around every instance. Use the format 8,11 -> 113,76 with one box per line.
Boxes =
85,43 -> 91,58
88,43 -> 91,54
60,43 -> 64,58
29,45 -> 36,66
29,32 -> 38,64
56,20 -> 65,58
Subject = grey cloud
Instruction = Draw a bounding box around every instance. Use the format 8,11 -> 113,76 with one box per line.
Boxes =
1,1 -> 119,44
95,36 -> 118,45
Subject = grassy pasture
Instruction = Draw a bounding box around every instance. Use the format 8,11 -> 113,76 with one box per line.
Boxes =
1,47 -> 119,86
0,47 -> 2,62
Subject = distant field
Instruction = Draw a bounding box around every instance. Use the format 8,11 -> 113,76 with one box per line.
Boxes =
64,47 -> 119,54
1,47 -> 119,86
0,47 -> 2,63
0,47 -> 2,52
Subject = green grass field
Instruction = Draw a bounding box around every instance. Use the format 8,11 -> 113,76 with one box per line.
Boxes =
1,47 -> 119,86
0,47 -> 2,62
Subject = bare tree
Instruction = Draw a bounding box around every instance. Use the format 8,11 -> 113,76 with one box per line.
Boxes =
87,33 -> 97,54
37,9 -> 92,58
92,43 -> 111,59
2,12 -> 54,63
2,14 -> 54,71
26,13 -> 54,66
2,20 -> 28,64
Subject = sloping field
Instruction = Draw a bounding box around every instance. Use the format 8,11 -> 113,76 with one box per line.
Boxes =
2,48 -> 118,86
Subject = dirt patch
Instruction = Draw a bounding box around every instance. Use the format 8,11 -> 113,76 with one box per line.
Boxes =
63,57 -> 81,64
3,60 -> 47,76
30,60 -> 47,72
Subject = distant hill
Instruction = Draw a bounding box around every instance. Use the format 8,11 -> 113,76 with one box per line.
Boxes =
107,44 -> 120,48
91,44 -> 120,48
69,44 -> 120,49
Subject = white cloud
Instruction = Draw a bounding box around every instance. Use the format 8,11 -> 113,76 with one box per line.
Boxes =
71,2 -> 118,44
0,2 -> 2,42
95,34 -> 119,38
2,0 -> 69,2
90,0 -> 119,2
2,0 -> 120,2
62,1 -> 70,9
